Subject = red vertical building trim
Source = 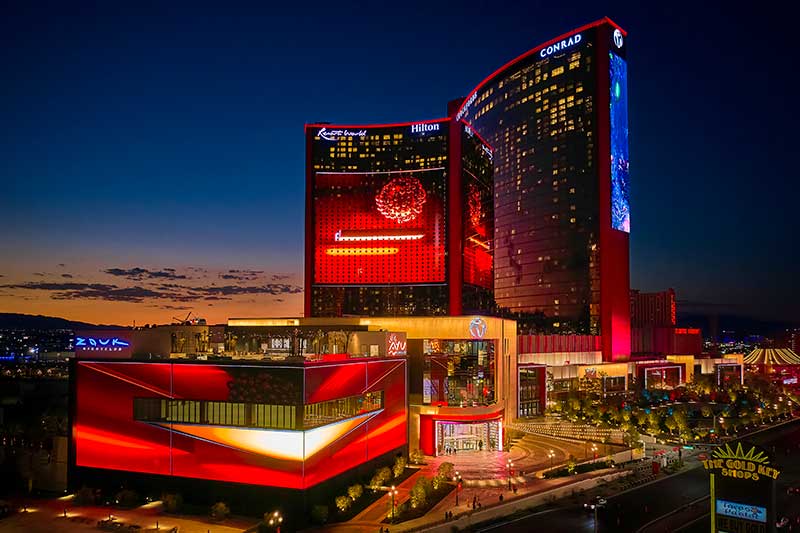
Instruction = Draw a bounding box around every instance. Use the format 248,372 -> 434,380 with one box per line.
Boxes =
304,129 -> 314,317
448,119 -> 463,315
596,24 -> 631,362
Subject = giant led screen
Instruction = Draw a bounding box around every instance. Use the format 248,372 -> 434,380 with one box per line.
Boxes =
313,168 -> 446,284
610,52 -> 630,233
73,360 -> 407,489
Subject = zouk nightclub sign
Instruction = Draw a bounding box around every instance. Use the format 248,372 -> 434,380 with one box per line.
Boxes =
75,336 -> 131,352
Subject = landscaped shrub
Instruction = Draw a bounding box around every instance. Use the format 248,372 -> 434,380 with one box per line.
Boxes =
370,466 -> 392,488
162,493 -> 183,513
73,486 -> 95,506
335,495 -> 351,513
409,476 -> 432,508
210,501 -> 230,520
410,449 -> 424,464
393,455 -> 407,478
347,483 -> 363,501
114,489 -> 139,508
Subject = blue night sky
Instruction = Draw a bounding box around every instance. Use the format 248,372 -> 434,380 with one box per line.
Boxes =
1,1 -> 796,325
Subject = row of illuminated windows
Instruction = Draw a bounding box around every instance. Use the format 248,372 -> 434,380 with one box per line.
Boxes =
303,391 -> 384,429
133,398 -> 298,430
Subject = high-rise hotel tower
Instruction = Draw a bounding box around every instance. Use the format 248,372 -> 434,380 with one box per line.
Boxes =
455,18 -> 630,360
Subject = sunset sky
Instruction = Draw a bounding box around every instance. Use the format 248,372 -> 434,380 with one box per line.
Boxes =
2,1 -> 797,325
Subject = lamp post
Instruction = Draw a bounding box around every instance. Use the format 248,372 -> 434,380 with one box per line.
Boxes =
452,472 -> 462,506
591,443 -> 598,460
506,459 -> 514,490
593,500 -> 605,533
547,449 -> 555,468
268,510 -> 283,533
389,485 -> 398,521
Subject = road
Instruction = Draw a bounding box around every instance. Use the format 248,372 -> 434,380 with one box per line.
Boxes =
478,418 -> 800,533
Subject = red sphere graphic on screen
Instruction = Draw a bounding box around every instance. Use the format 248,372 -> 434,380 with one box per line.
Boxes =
375,176 -> 427,223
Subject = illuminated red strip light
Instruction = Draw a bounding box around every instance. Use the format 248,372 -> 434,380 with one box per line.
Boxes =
326,247 -> 399,256
335,229 -> 424,242
305,117 -> 449,132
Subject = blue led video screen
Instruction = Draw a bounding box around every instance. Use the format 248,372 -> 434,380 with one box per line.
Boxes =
610,52 -> 630,233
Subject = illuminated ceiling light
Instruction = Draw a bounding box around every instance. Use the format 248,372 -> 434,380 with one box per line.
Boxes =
326,247 -> 399,256
375,176 -> 427,223
335,229 -> 424,242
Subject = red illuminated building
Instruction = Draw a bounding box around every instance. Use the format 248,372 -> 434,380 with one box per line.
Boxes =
631,288 -> 703,356
70,355 -> 407,504
305,118 -> 494,317
455,18 -> 631,362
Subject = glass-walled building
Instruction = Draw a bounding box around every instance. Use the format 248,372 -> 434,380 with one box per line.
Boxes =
455,18 -> 631,361
305,119 -> 494,317
226,316 -> 518,457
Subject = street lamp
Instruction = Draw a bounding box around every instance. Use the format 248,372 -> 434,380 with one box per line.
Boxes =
389,485 -> 398,521
548,449 -> 555,467
452,473 -> 462,506
591,443 -> 598,459
268,510 -> 283,533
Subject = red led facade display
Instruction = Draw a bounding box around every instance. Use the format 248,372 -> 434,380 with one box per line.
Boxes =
73,359 -> 407,489
313,169 -> 446,284
463,173 -> 492,289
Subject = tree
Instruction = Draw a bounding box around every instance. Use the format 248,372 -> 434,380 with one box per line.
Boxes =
409,477 -> 431,508
210,501 -> 230,521
664,416 -> 677,436
162,493 -> 183,513
347,484 -> 363,501
393,455 -> 407,478
647,411 -> 661,434
410,449 -> 424,464
370,466 -> 392,488
335,495 -> 351,513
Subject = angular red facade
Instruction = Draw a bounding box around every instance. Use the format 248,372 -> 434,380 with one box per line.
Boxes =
71,358 -> 407,489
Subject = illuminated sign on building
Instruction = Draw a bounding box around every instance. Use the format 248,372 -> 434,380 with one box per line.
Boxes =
318,127 -> 367,141
613,28 -> 624,49
456,92 -> 478,121
387,333 -> 407,357
715,499 -> 766,523
539,33 -> 582,58
410,123 -> 440,134
469,317 -> 488,339
702,443 -> 781,482
75,337 -> 130,351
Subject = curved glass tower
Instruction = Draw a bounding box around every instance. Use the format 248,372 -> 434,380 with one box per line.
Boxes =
456,18 -> 630,360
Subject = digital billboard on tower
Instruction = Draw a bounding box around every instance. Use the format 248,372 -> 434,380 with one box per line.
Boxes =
313,168 -> 446,285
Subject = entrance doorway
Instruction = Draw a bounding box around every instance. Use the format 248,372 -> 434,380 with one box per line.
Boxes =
435,420 -> 500,456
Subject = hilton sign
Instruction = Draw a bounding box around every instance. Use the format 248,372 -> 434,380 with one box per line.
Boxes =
410,123 -> 441,134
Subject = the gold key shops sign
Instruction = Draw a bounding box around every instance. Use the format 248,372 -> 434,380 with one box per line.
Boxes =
702,443 -> 780,482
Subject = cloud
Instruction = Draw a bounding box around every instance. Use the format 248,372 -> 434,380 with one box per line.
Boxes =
57,263 -> 66,267
33,272 -> 45,277
189,284 -> 303,297
220,269 -> 266,281
3,280 -> 301,303
271,273 -> 294,281
104,267 -> 187,280
61,274 -> 74,278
